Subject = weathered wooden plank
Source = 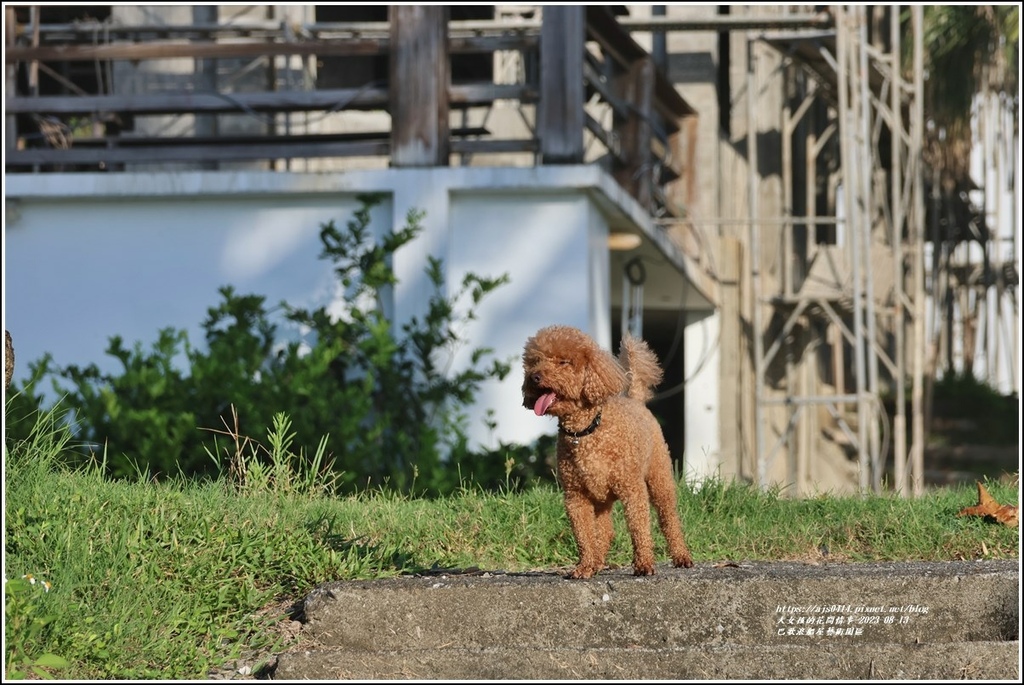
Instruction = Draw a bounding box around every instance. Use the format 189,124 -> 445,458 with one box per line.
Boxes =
616,13 -> 833,32
538,5 -> 584,164
15,18 -> 546,38
5,140 -> 392,166
584,111 -> 620,159
613,56 -> 655,210
451,82 -> 538,106
582,58 -> 630,121
4,39 -> 389,63
665,114 -> 699,212
6,130 -> 523,166
449,138 -> 538,155
6,83 -> 537,117
5,89 -> 390,115
449,34 -> 537,54
584,6 -> 695,119
62,126 -> 487,148
585,7 -> 644,68
389,6 -> 449,167
4,31 -> 534,65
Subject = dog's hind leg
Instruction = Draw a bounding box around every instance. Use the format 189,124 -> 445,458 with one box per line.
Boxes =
647,443 -> 694,569
619,489 -> 657,575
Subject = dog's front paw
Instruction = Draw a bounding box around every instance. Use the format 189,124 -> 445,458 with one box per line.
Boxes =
568,564 -> 598,579
673,554 -> 694,569
632,563 -> 655,576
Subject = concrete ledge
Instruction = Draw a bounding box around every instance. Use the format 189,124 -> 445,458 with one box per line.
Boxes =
271,560 -> 1019,680
300,560 -> 1019,650
273,641 -> 1020,680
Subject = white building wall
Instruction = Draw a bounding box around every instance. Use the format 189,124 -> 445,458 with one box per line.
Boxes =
681,309 -> 721,481
448,192 -> 607,450
4,191 -> 377,378
4,167 -> 676,456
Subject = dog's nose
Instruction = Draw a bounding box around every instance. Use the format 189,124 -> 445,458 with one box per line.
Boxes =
531,372 -> 542,385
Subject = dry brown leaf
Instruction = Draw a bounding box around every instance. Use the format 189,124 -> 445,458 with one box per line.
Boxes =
957,481 -> 1019,527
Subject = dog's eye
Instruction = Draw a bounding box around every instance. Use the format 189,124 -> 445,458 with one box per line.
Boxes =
559,359 -> 571,366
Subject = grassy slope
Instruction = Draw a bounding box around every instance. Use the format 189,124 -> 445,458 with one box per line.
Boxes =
3,415 -> 1019,679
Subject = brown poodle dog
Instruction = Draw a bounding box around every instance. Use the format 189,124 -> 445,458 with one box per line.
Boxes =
522,325 -> 694,579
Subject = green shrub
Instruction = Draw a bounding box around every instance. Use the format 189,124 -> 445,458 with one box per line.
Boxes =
4,194 -> 549,493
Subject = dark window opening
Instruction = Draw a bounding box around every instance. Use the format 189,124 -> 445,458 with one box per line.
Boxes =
11,5 -> 117,169
314,5 -> 494,91
314,6 -> 389,90
13,5 -> 113,98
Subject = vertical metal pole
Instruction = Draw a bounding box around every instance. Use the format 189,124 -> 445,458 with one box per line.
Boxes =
802,84 -> 819,497
782,76 -> 794,299
857,6 -> 882,492
980,71 -> 994,383
747,33 -> 767,489
993,84 -> 1007,390
806,84 -> 818,251
781,64 -> 797,492
910,5 -> 926,496
890,5 -> 908,495
837,6 -> 870,493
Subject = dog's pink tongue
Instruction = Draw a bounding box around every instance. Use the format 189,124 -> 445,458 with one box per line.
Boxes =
534,392 -> 557,416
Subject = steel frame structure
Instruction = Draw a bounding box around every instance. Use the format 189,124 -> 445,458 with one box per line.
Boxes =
742,6 -> 927,495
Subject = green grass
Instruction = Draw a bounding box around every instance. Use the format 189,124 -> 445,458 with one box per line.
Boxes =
4,405 -> 1019,679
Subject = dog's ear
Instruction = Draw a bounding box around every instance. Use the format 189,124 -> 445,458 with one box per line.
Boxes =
581,346 -> 627,404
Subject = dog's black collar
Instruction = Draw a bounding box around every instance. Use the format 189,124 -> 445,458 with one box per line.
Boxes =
560,411 -> 602,445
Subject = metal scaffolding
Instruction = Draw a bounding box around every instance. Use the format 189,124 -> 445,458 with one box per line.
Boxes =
743,6 -> 928,495
614,5 -> 941,495
530,4 -> 1013,495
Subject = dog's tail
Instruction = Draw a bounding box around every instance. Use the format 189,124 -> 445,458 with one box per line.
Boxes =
618,333 -> 663,403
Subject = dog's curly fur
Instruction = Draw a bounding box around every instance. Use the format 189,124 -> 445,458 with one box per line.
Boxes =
522,325 -> 693,578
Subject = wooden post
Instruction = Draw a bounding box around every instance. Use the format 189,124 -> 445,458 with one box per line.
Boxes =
720,236 -> 746,480
613,56 -> 655,209
5,6 -> 18,158
193,5 -> 219,170
665,113 -> 698,213
389,6 -> 449,167
539,5 -> 584,164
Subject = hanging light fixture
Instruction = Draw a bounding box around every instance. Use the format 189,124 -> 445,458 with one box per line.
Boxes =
608,231 -> 642,251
